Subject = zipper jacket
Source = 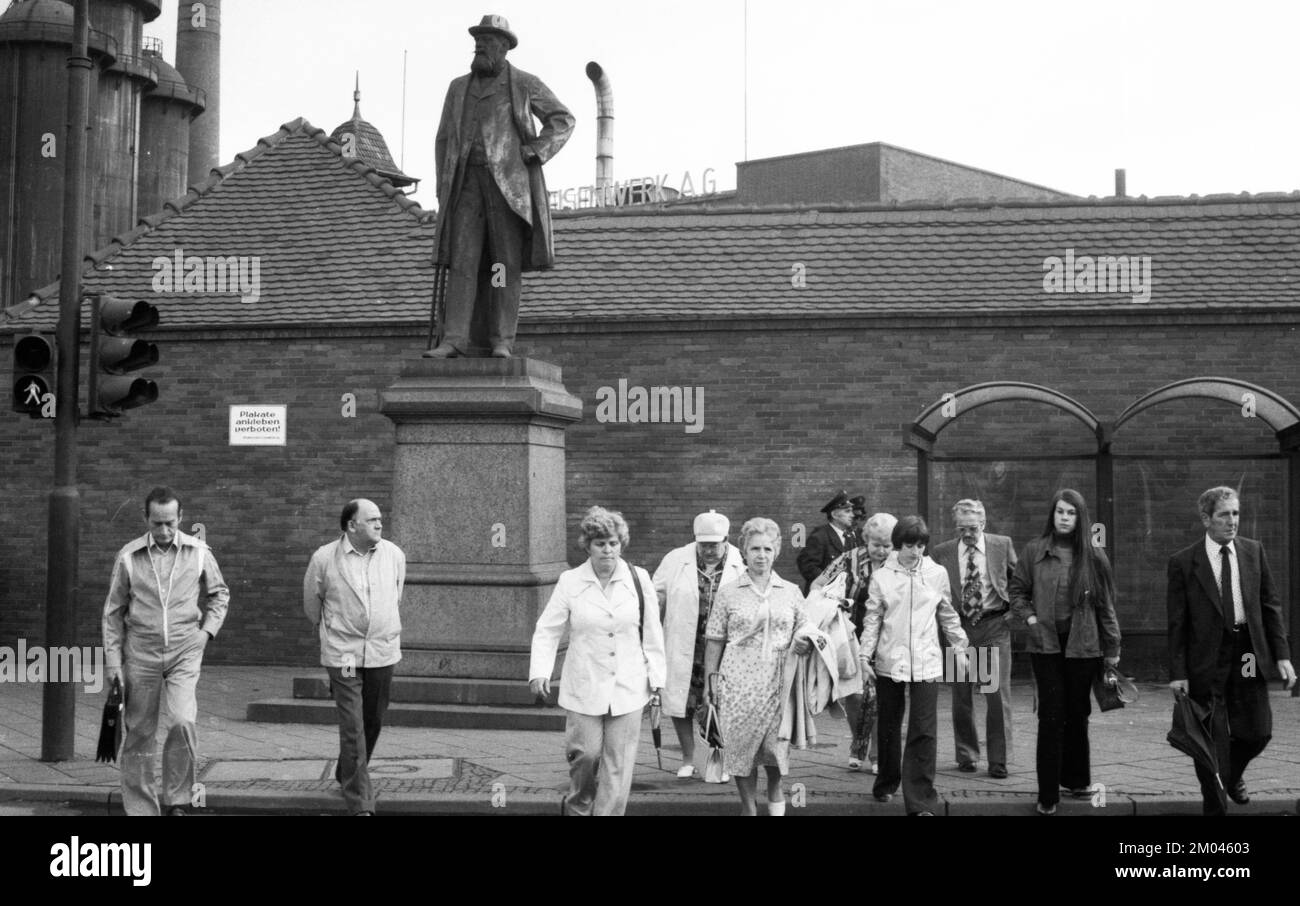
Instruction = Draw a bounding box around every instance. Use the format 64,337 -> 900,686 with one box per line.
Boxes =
102,530 -> 230,669
860,553 -> 967,681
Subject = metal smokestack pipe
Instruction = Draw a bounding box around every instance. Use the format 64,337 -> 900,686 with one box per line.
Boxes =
585,61 -> 613,198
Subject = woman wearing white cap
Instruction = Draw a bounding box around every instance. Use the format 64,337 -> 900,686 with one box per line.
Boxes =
653,511 -> 745,778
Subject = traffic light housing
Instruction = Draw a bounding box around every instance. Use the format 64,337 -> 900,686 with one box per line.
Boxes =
88,294 -> 159,417
10,333 -> 57,417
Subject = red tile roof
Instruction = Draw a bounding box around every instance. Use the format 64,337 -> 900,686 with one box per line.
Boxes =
530,195 -> 1300,320
7,117 -> 436,331
5,119 -> 1300,334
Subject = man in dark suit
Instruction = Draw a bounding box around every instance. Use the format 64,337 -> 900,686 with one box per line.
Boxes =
1167,486 -> 1296,815
796,490 -> 855,595
932,499 -> 1018,778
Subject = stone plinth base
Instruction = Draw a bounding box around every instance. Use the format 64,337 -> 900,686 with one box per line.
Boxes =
380,356 -> 582,681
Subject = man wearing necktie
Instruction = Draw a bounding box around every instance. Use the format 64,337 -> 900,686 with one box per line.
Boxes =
931,499 -> 1018,778
1167,487 -> 1296,815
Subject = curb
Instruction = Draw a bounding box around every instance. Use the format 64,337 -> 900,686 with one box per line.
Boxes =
3,782 -> 1297,816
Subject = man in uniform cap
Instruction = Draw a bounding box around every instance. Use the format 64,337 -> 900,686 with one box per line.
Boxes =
426,14 -> 574,359
796,490 -> 856,595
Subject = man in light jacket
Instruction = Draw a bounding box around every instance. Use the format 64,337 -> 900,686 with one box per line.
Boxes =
103,486 -> 229,816
303,499 -> 405,815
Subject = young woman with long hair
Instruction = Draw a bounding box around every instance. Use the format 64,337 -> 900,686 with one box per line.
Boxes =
1009,489 -> 1122,815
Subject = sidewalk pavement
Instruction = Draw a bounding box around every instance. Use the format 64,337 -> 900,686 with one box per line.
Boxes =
1,666 -> 1297,815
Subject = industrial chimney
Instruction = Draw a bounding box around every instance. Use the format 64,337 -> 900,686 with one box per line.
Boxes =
585,61 -> 613,202
175,0 -> 220,179
0,0 -> 115,307
139,36 -> 205,216
87,0 -> 163,250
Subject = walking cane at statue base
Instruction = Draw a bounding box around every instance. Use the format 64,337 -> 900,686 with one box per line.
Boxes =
424,14 -> 574,359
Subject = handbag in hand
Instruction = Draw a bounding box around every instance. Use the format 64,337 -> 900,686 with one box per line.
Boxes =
699,673 -> 727,783
1092,663 -> 1137,712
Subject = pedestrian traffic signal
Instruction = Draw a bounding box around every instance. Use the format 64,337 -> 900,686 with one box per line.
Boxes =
88,294 -> 159,417
10,333 -> 57,418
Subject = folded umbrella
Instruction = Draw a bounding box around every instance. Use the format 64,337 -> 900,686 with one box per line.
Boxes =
1167,688 -> 1227,812
850,677 -> 878,762
649,693 -> 663,770
95,677 -> 123,763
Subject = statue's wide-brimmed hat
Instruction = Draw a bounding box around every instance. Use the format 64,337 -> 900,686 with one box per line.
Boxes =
469,14 -> 518,49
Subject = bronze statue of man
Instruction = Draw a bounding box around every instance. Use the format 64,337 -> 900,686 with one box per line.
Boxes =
425,14 -> 574,359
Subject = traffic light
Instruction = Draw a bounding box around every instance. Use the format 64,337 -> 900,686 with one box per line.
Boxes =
10,333 -> 57,417
88,294 -> 159,417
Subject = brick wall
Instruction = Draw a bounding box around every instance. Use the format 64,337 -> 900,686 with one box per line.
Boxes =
2,316 -> 1296,675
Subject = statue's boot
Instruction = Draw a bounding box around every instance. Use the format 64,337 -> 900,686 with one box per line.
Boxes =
423,342 -> 461,358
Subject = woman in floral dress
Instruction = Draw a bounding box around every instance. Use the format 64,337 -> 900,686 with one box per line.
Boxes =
703,517 -> 811,816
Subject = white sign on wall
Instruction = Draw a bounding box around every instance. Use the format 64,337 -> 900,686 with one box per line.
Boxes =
229,405 -> 287,446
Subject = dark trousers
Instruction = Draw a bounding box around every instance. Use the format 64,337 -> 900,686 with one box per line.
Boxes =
443,163 -> 527,353
874,677 -> 940,814
326,664 -> 395,814
1029,636 -> 1096,807
952,616 -> 1013,768
1195,629 -> 1273,815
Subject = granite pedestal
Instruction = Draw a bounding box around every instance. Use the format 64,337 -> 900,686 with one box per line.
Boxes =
379,356 -> 582,681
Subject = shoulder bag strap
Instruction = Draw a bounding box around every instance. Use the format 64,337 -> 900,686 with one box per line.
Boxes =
633,564 -> 645,643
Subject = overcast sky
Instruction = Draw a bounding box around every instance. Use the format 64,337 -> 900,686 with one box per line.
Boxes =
144,0 -> 1300,210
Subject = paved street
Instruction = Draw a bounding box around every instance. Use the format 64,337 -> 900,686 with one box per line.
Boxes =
2,666 -> 1298,815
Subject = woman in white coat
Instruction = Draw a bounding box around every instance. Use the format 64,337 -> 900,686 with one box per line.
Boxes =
529,506 -> 666,816
652,510 -> 745,778
858,515 -> 969,816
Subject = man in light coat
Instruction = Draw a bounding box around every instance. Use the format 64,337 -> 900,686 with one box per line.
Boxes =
653,510 -> 745,777
303,499 -> 406,815
426,14 -> 574,358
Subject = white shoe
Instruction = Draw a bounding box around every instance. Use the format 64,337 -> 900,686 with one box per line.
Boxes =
676,764 -> 696,779
847,757 -> 862,770
869,763 -> 878,774
721,772 -> 731,783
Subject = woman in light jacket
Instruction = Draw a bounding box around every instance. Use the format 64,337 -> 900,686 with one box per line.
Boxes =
529,506 -> 667,816
858,515 -> 968,816
1010,488 -> 1121,816
653,510 -> 745,778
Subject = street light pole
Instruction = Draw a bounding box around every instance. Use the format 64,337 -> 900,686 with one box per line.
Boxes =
41,0 -> 91,763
